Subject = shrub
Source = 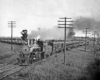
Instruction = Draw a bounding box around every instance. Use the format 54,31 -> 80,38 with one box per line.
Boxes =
86,58 -> 100,80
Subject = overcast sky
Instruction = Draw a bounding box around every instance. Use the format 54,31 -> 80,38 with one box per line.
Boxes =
0,0 -> 100,37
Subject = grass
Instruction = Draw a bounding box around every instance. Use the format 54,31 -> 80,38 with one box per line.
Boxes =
0,42 -> 23,64
0,42 -> 23,54
1,42 -> 100,80
12,45 -> 97,80
85,57 -> 100,80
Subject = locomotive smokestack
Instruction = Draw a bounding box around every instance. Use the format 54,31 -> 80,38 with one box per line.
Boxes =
35,35 -> 40,40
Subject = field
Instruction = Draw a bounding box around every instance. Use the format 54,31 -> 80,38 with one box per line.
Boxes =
0,42 -> 23,64
0,42 -> 23,53
0,42 -> 100,80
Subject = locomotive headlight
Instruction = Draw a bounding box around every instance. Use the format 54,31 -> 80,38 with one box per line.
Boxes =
22,45 -> 30,54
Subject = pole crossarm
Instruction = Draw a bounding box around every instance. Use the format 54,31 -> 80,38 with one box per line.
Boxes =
58,21 -> 73,22
58,27 -> 73,29
8,21 -> 16,24
58,24 -> 73,25
59,17 -> 72,19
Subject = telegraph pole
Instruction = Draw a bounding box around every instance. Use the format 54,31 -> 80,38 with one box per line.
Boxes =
97,32 -> 99,45
8,21 -> 16,51
58,17 -> 73,64
84,28 -> 90,51
95,31 -> 99,45
93,31 -> 97,48
93,31 -> 99,47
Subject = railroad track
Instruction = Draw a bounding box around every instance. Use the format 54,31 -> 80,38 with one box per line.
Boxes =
0,65 -> 23,79
0,58 -> 45,80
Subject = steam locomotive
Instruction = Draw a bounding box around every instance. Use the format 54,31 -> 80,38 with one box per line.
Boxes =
17,29 -> 53,65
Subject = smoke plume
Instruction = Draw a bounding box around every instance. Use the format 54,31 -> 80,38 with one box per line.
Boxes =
28,26 -> 64,40
73,17 -> 100,32
28,17 -> 100,39
28,26 -> 75,40
67,28 -> 75,38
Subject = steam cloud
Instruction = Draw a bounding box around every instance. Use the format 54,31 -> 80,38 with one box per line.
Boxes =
28,26 -> 75,40
28,26 -> 64,40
